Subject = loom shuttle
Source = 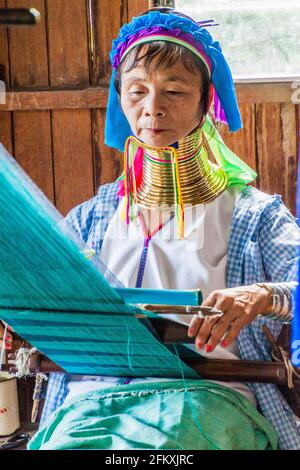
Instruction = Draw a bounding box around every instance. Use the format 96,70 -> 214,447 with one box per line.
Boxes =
138,304 -> 224,317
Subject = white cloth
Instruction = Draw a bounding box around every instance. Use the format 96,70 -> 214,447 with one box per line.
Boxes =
67,186 -> 256,406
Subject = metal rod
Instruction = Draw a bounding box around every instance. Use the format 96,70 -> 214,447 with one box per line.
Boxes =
0,8 -> 40,26
4,318 -> 300,387
138,303 -> 224,317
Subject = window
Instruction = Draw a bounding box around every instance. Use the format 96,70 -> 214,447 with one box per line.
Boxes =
175,0 -> 300,79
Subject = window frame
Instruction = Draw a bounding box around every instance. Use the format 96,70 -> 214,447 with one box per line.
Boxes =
171,0 -> 300,84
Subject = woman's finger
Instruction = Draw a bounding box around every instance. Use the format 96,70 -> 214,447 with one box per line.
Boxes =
194,298 -> 235,349
188,290 -> 233,338
0,329 -> 12,340
187,315 -> 203,337
200,290 -> 220,307
220,315 -> 254,347
194,316 -> 220,350
0,339 -> 12,350
0,329 -> 13,350
205,313 -> 237,351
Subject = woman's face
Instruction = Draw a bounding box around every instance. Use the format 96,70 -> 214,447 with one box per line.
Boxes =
120,56 -> 204,147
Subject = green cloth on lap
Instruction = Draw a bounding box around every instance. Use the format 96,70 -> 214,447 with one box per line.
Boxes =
28,380 -> 278,450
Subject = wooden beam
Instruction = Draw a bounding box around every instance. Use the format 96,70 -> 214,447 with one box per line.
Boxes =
235,82 -> 297,104
0,82 -> 297,112
0,86 -> 107,110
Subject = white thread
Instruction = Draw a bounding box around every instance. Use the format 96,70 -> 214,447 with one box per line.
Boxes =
126,324 -> 135,372
0,323 -> 7,372
14,347 -> 38,378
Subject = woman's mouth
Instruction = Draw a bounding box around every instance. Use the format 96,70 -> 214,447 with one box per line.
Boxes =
145,129 -> 167,135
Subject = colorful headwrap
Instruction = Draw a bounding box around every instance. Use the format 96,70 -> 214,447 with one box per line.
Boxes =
105,10 -> 243,152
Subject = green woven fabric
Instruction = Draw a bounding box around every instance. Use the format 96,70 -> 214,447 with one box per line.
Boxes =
28,380 -> 278,450
202,116 -> 257,186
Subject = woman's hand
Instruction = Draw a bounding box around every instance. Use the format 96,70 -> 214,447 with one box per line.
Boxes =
0,321 -> 13,350
187,284 -> 269,353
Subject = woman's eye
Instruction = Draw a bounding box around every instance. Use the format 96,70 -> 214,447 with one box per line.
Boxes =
167,91 -> 184,94
129,91 -> 144,95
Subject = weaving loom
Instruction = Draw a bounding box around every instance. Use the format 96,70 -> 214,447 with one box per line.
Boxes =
1,140 -> 300,396
0,143 -> 203,378
0,5 -> 298,451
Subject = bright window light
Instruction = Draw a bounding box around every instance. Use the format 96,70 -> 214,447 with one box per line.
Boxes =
175,0 -> 300,79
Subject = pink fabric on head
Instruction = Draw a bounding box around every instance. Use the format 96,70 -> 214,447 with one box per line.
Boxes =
214,91 -> 228,125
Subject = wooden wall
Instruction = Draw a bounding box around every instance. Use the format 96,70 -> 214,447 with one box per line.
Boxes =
0,0 -> 149,216
0,0 -> 299,216
221,92 -> 299,215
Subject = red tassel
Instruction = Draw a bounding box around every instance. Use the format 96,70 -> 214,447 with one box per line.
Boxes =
118,145 -> 144,197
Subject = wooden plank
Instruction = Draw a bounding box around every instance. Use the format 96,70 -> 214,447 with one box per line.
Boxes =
7,0 -> 49,87
90,0 -> 127,85
256,103 -> 298,214
0,0 -> 10,86
13,110 -> 54,201
0,0 -> 13,153
47,0 -> 94,212
127,0 -> 149,18
0,111 -> 13,154
93,108 -> 122,188
6,0 -> 54,202
0,87 -> 107,110
235,82 -> 295,104
52,109 -> 94,215
47,0 -> 89,87
281,103 -> 297,214
89,0 -> 128,190
256,104 -> 287,202
0,0 -> 13,155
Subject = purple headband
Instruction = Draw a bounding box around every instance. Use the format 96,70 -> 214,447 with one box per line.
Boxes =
112,26 -> 213,74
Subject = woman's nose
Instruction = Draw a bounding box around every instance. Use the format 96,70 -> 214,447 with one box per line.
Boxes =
143,94 -> 166,117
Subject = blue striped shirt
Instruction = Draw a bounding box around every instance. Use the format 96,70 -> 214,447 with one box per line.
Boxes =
41,182 -> 300,449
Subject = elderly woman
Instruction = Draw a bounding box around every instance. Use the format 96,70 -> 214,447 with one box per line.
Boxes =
28,8 -> 299,450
